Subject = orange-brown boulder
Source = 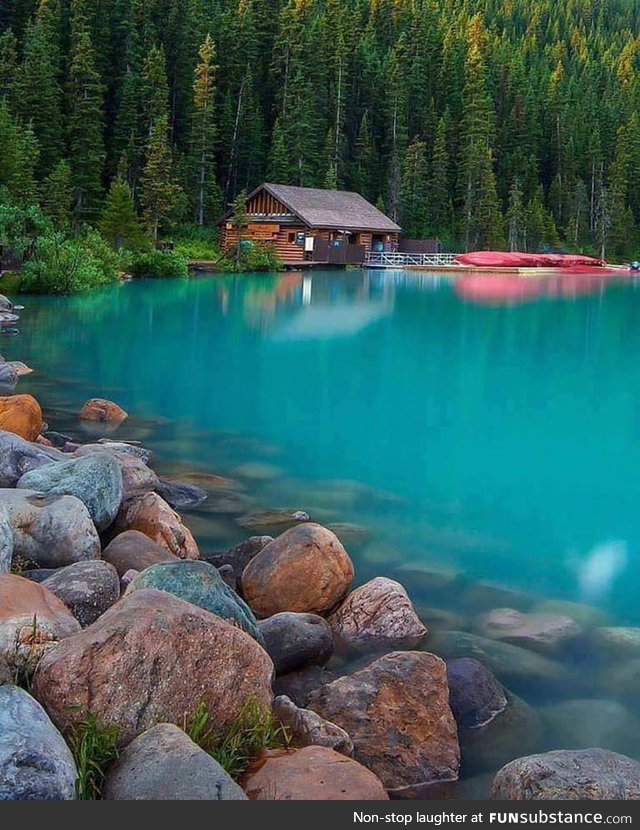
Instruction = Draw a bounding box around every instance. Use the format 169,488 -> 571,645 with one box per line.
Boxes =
308,651 -> 460,798
79,398 -> 128,424
241,523 -> 354,618
32,589 -> 274,746
0,395 -> 43,441
241,746 -> 388,800
115,492 -> 199,560
0,573 -> 80,671
102,530 -> 179,576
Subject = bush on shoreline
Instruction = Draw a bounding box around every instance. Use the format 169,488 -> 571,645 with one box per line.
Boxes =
125,249 -> 189,278
218,242 -> 282,273
19,229 -> 120,295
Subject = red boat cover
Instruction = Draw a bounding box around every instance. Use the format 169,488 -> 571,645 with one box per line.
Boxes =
454,251 -> 607,268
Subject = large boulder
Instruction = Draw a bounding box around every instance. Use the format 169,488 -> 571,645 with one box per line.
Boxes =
0,685 -> 78,800
259,612 -> 333,675
0,490 -> 101,568
203,536 -> 273,588
103,723 -> 247,800
17,452 -> 123,531
0,430 -> 65,488
531,598 -> 608,629
32,589 -> 274,746
102,530 -> 178,576
115,492 -> 199,560
127,560 -> 263,643
0,503 -> 13,572
328,577 -> 426,653
491,749 -> 640,800
242,523 -> 354,617
476,607 -> 582,655
272,695 -> 353,757
241,746 -> 388,800
0,573 -> 81,672
114,453 -> 160,502
446,658 -> 508,731
42,561 -> 121,628
0,395 -> 42,440
427,630 -> 573,696
308,651 -> 459,798
79,398 -> 128,424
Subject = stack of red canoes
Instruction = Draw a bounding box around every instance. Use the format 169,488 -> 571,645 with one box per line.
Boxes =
454,251 -> 607,268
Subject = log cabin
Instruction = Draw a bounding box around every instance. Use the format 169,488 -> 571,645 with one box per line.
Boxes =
219,183 -> 401,266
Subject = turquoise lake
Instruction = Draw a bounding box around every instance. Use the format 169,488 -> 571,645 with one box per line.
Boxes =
8,267 -> 640,791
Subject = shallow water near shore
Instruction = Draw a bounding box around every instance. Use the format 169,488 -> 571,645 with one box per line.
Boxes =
6,268 -> 640,793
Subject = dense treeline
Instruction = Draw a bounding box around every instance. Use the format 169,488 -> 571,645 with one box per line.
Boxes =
1,0 -> 640,259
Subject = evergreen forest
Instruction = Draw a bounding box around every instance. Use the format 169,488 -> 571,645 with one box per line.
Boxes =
1,0 -> 640,263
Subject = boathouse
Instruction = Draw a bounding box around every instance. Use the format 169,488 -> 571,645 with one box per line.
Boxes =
219,183 -> 401,266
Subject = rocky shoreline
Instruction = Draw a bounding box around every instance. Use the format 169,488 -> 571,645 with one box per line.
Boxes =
2,295 -> 640,800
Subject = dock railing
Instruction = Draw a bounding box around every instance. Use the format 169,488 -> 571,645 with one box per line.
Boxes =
365,251 -> 458,268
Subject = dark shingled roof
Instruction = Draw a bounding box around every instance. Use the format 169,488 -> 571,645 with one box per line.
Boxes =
258,183 -> 402,233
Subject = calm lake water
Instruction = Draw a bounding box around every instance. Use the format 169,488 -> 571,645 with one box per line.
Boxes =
6,268 -> 640,792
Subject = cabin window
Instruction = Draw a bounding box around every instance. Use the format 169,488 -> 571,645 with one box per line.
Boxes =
349,234 -> 360,245
288,233 -> 295,243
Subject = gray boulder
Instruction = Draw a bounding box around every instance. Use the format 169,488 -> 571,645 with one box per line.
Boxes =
0,685 -> 77,800
75,441 -> 151,463
446,658 -> 508,731
103,723 -> 246,800
0,430 -> 65,488
43,561 -> 121,627
259,612 -> 334,675
155,479 -> 208,511
127,560 -> 264,643
0,294 -> 13,310
0,363 -> 18,391
18,452 -> 123,531
491,749 -> 640,800
0,489 -> 101,568
0,503 -> 13,573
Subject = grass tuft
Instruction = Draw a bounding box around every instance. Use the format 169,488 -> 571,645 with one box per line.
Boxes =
67,713 -> 120,800
185,696 -> 289,780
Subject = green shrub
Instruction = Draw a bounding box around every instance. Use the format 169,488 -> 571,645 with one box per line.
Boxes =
185,696 -> 289,780
67,713 -> 120,800
126,249 -> 189,278
219,241 -> 282,273
173,224 -> 220,261
19,231 -> 120,294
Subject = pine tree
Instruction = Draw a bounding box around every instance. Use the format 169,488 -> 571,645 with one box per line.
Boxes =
400,139 -> 429,237
42,160 -> 73,230
507,178 -> 524,251
0,104 -> 39,207
459,16 -> 503,250
100,176 -> 147,248
189,34 -> 219,227
267,118 -> 291,184
428,113 -> 452,238
140,115 -> 181,242
13,17 -> 64,176
230,187 -> 249,266
67,6 -> 106,223
351,111 -> 378,204
0,29 -> 18,104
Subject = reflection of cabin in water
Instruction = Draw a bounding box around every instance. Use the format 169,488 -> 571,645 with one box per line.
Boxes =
219,183 -> 401,266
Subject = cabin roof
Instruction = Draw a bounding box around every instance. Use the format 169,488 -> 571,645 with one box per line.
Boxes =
238,183 -> 402,233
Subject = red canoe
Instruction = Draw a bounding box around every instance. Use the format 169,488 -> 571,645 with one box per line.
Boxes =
455,251 -> 607,269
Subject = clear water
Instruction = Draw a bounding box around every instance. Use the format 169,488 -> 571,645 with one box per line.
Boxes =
6,268 -> 640,793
